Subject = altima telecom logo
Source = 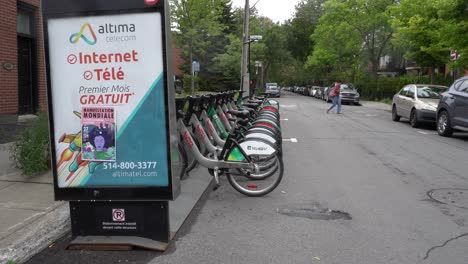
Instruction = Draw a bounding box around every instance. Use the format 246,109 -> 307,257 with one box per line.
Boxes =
69,22 -> 97,45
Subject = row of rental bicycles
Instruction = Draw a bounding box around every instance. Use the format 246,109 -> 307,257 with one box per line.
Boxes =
175,91 -> 284,197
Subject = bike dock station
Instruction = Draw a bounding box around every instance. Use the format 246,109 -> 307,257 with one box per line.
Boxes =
42,0 -> 212,251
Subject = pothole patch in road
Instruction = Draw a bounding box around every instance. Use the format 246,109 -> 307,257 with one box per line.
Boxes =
428,188 -> 468,209
278,203 -> 351,220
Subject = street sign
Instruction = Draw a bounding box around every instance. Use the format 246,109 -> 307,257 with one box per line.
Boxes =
43,0 -> 181,201
192,61 -> 200,72
250,35 -> 263,41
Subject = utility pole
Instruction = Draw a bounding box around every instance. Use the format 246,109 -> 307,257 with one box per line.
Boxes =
240,0 -> 250,97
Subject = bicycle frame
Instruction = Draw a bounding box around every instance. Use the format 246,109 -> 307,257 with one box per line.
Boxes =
177,118 -> 256,171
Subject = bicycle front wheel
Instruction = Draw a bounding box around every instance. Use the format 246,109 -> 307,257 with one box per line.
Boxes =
226,153 -> 283,197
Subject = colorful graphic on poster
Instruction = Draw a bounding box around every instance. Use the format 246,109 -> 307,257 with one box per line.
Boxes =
47,13 -> 170,188
81,107 -> 116,161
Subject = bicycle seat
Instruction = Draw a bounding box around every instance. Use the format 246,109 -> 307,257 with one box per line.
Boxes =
228,109 -> 250,118
243,103 -> 259,108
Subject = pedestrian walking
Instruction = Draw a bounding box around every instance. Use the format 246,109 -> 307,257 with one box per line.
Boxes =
327,81 -> 342,114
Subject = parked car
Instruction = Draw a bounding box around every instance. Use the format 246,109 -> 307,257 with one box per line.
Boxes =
315,87 -> 324,99
392,84 -> 448,128
296,87 -> 305,94
265,83 -> 280,97
310,86 -> 319,97
323,86 -> 331,101
323,83 -> 360,104
340,84 -> 360,105
436,76 -> 468,137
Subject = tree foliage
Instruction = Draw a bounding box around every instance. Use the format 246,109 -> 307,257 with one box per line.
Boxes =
391,0 -> 447,70
169,0 -> 466,92
308,0 -> 394,80
436,0 -> 468,70
285,0 -> 327,62
170,0 -> 229,91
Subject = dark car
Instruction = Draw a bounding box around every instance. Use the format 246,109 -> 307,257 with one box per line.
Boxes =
436,76 -> 468,137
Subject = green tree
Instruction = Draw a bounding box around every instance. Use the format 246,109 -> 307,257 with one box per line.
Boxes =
306,8 -> 362,83
390,0 -> 448,83
309,0 -> 395,79
286,0 -> 327,62
215,13 -> 294,91
429,0 -> 467,71
170,0 -> 226,91
198,0 -> 240,90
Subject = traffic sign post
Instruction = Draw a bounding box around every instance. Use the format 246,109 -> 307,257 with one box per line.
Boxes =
42,0 -> 181,250
191,61 -> 200,95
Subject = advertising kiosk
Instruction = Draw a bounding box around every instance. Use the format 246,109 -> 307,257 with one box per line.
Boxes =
42,0 -> 181,250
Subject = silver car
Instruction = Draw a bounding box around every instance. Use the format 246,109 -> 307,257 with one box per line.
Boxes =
392,84 -> 448,127
265,83 -> 280,97
324,84 -> 360,105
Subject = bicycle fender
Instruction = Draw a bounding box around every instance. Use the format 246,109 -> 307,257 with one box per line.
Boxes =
244,132 -> 277,145
239,138 -> 277,156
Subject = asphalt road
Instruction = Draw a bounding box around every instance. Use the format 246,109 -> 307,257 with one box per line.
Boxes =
27,92 -> 468,264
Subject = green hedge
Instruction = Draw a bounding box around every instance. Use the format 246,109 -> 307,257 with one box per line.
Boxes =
354,75 -> 453,101
10,112 -> 51,175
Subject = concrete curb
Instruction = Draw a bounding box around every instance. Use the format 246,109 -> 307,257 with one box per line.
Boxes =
0,202 -> 70,264
360,101 -> 391,112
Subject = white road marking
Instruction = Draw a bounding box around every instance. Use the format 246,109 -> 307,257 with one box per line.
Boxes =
281,118 -> 289,121
417,131 -> 436,135
281,105 -> 297,108
283,138 -> 298,143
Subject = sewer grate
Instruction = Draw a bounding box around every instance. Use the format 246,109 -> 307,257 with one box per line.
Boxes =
428,188 -> 468,209
278,203 -> 351,221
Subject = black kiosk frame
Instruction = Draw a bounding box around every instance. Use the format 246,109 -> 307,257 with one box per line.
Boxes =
42,0 -> 181,249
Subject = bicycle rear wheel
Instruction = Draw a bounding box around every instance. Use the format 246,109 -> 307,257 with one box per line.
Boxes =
226,153 -> 283,197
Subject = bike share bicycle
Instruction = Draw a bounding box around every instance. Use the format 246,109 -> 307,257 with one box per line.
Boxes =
175,91 -> 284,197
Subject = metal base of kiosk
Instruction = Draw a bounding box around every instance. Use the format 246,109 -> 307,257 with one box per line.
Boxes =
68,169 -> 213,251
68,236 -> 169,251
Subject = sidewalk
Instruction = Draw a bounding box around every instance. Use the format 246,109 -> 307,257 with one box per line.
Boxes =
360,100 -> 391,112
0,140 -> 211,264
0,144 -> 69,264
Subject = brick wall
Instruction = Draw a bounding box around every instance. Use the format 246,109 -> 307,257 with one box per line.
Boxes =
0,0 -> 46,115
0,0 -> 18,115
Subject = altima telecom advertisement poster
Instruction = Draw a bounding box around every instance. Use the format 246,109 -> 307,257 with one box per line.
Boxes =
47,13 -> 169,188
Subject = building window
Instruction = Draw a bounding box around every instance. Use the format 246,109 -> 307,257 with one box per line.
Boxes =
17,10 -> 32,35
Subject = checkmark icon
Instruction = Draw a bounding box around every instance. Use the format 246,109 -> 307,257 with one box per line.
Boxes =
67,54 -> 77,64
83,71 -> 93,80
